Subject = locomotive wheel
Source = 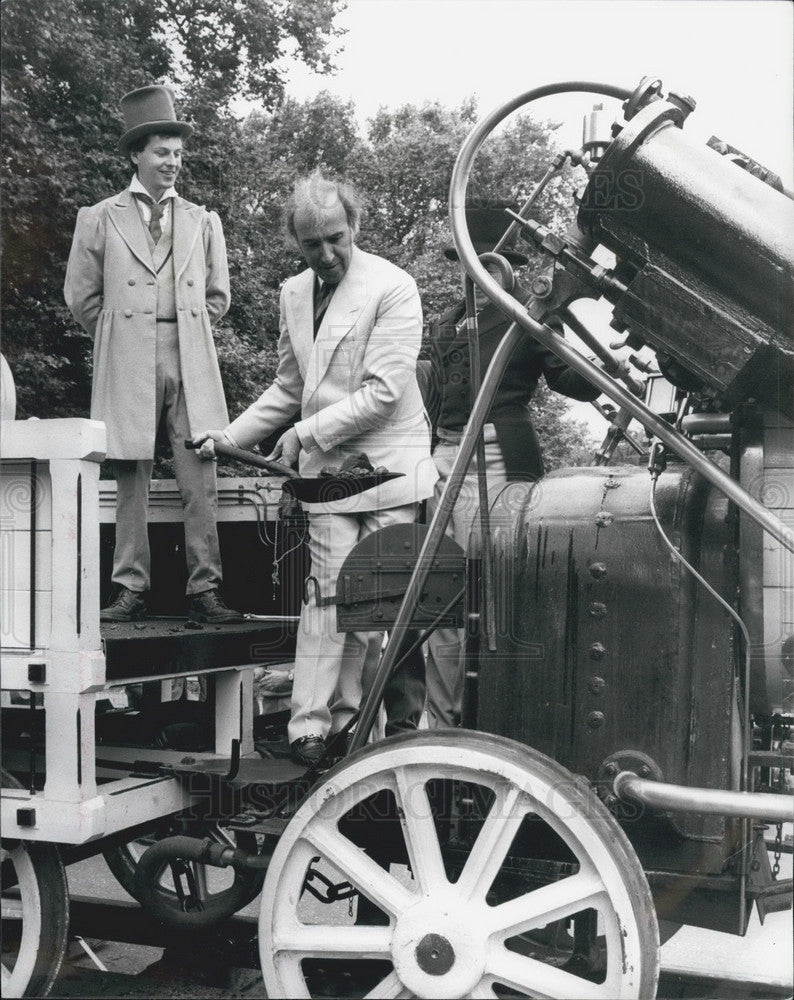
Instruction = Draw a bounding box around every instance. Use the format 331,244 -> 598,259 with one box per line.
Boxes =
1,774 -> 69,998
104,821 -> 264,926
259,731 -> 659,999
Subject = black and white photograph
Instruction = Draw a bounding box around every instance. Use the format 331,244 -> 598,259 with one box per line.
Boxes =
1,1 -> 792,997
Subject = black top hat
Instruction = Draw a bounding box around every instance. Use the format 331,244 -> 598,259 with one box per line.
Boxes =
118,85 -> 193,154
444,200 -> 529,266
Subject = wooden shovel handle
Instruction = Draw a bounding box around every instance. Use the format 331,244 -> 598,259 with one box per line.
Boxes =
184,439 -> 298,478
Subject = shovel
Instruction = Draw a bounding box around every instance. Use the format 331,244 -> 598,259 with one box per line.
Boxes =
184,439 -> 403,503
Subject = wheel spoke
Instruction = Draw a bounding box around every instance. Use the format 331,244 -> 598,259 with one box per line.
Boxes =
192,861 -> 209,898
305,826 -> 415,917
468,983 -> 497,999
259,735 -> 659,999
2,898 -> 24,919
487,871 -> 605,938
393,766 -> 447,893
490,948 -> 609,999
455,781 -> 527,900
365,969 -> 413,999
274,921 -> 391,958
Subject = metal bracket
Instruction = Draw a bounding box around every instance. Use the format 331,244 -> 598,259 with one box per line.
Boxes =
746,826 -> 794,923
597,749 -> 663,819
334,522 -> 466,631
303,575 -> 342,608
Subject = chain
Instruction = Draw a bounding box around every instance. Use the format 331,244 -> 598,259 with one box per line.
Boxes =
302,855 -> 357,905
771,711 -> 790,879
773,823 -> 782,878
169,858 -> 204,912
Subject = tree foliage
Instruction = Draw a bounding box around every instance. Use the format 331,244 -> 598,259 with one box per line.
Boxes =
2,0 -> 594,471
353,99 -> 576,316
529,384 -> 597,470
1,0 -> 342,421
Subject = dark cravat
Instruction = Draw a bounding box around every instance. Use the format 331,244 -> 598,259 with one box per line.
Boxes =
135,193 -> 166,243
313,279 -> 334,337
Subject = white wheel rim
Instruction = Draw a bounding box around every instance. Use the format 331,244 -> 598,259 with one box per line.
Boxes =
259,737 -> 657,999
1,845 -> 44,998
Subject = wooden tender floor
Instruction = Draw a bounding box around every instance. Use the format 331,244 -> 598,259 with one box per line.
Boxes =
100,615 -> 298,682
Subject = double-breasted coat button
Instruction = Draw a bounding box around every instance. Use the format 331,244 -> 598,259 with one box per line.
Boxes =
191,308 -> 199,316
124,309 -> 133,318
128,278 -> 135,286
186,279 -> 194,286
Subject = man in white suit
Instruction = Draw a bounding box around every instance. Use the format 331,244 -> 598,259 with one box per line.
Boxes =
196,171 -> 436,765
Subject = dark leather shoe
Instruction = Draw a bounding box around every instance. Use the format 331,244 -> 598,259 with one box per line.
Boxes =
188,589 -> 244,624
290,735 -> 326,767
327,730 -> 356,759
100,587 -> 147,622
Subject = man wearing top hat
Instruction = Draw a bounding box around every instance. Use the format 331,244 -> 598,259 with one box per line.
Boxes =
418,201 -> 601,727
65,84 -> 241,623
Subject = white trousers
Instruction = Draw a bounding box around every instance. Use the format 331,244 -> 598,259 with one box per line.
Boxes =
288,502 -> 420,744
425,426 -> 507,728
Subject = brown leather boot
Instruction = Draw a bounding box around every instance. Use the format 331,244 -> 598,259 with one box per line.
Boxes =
187,588 -> 244,624
100,587 -> 147,622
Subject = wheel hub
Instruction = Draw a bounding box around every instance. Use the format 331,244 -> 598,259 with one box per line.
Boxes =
415,932 -> 455,975
391,896 -> 486,998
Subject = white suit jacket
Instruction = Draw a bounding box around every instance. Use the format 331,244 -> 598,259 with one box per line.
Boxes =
226,246 -> 437,513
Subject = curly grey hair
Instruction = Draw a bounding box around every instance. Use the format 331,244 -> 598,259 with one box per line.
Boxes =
284,169 -> 364,242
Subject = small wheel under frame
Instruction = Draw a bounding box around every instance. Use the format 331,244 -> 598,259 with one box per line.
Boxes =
1,772 -> 69,998
104,819 -> 264,928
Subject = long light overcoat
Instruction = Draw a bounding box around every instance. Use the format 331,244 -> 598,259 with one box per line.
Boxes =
64,189 -> 230,459
225,246 -> 437,514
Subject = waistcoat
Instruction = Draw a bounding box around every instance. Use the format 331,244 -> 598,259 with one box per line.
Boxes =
143,207 -> 177,321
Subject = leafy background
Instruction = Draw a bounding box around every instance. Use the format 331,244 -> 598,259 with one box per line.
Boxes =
1,0 -> 595,474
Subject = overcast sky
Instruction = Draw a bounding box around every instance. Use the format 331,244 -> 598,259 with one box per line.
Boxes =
284,0 -> 793,185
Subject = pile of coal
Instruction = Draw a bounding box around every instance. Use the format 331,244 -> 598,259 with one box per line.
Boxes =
319,453 -> 389,480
